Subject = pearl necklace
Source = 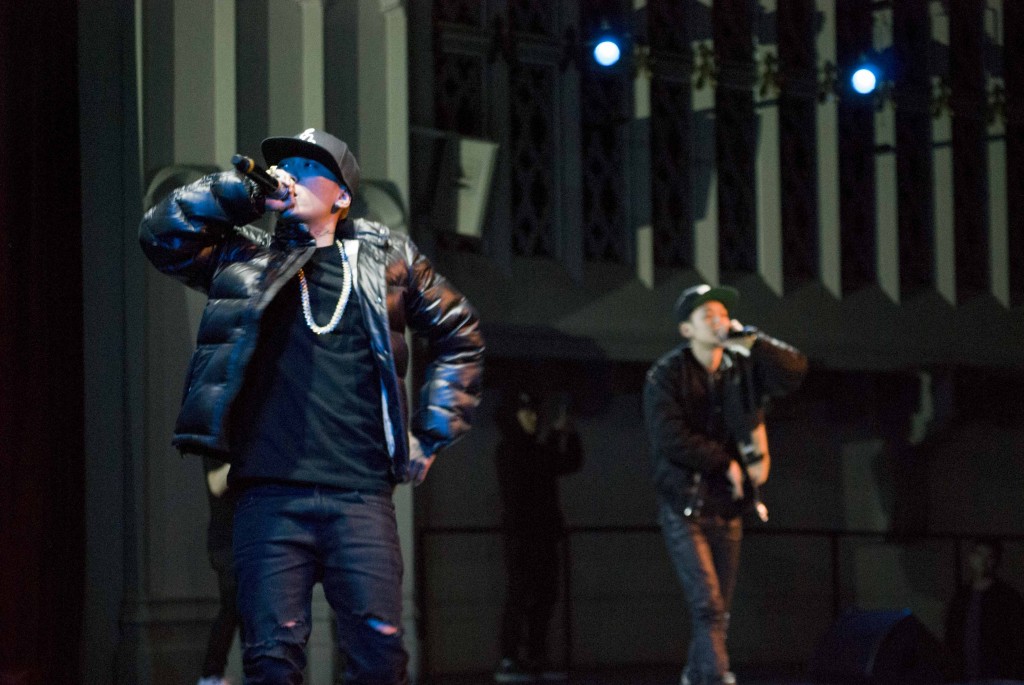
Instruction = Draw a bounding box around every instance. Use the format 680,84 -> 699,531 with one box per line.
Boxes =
298,240 -> 352,335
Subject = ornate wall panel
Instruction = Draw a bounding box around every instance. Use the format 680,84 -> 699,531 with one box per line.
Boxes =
434,0 -> 484,26
714,0 -> 757,273
433,53 -> 486,137
777,0 -> 819,287
894,0 -> 935,297
1007,0 -> 1024,306
509,0 -> 555,35
509,61 -> 557,257
648,0 -> 695,268
950,0 -> 988,299
836,0 -> 875,294
580,0 -> 630,263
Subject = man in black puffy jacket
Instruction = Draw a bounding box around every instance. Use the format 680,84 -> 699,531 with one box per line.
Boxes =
140,128 -> 484,685
643,284 -> 806,685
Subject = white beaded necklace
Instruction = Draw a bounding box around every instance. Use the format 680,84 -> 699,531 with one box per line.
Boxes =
298,239 -> 352,335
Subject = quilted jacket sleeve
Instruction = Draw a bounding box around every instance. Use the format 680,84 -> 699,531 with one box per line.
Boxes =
139,172 -> 264,293
400,237 -> 485,457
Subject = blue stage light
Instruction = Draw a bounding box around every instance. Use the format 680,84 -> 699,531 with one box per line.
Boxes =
593,40 -> 621,67
851,67 -> 878,95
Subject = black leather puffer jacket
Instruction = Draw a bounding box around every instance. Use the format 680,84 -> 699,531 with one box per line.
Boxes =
643,335 -> 807,515
139,172 -> 484,482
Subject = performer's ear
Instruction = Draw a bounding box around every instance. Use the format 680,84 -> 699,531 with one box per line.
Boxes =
332,187 -> 352,213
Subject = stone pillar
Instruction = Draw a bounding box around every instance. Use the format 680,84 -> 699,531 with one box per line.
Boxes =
133,1 -> 239,682
985,1 -> 1008,306
268,0 -> 326,133
816,0 -> 842,298
693,0 -> 719,285
634,1 -> 654,289
754,0 -> 783,295
342,1 -> 419,679
873,5 -> 900,303
80,0 -> 144,681
931,2 -> 956,304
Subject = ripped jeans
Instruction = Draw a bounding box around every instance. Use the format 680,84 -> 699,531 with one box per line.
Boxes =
658,502 -> 742,685
233,484 -> 408,685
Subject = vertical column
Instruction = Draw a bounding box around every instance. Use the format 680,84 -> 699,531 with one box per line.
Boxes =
693,0 -> 718,284
147,0 -> 239,599
754,0 -> 783,295
985,1 -> 1008,305
355,0 -> 409,206
138,0 -> 240,682
267,0 -> 325,134
713,0 -> 757,274
558,1 -> 584,281
816,0 -> 842,298
634,0 -> 654,289
351,0 -> 418,679
873,5 -> 900,303
173,0 -> 237,164
931,2 -> 956,303
80,0 -> 143,681
1006,0 -> 1024,306
893,0 -> 934,298
951,0 -> 988,300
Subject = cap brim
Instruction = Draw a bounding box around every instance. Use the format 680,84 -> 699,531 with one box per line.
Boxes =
694,286 -> 737,311
261,137 -> 344,185
679,286 -> 739,321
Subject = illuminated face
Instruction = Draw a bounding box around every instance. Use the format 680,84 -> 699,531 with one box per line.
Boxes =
968,543 -> 997,580
680,300 -> 730,346
516,407 -> 538,435
273,156 -> 349,223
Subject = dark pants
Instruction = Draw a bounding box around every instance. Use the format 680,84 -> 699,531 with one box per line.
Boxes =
233,484 -> 408,685
202,548 -> 241,678
658,502 -> 742,685
500,530 -> 561,663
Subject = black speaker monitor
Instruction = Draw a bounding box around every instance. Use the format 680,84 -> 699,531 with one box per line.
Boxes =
809,608 -> 944,684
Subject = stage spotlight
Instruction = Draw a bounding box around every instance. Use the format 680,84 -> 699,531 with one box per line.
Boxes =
593,39 -> 621,67
851,67 -> 878,95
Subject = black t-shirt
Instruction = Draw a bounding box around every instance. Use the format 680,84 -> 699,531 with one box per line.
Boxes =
688,352 -> 744,518
228,242 -> 392,492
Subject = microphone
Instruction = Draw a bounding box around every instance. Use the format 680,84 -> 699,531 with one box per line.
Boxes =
726,325 -> 759,339
231,154 -> 287,199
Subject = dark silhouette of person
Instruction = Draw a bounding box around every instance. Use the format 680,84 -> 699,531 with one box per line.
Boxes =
198,457 -> 240,685
494,391 -> 583,682
944,537 -> 1024,681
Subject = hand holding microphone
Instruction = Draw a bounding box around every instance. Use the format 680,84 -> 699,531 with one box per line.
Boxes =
231,154 -> 291,201
720,320 -> 758,352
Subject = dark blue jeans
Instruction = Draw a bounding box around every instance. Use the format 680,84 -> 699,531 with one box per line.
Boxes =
233,484 -> 408,685
658,502 -> 742,685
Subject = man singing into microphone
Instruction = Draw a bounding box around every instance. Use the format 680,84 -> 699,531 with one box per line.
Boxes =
140,129 -> 484,685
643,284 -> 806,685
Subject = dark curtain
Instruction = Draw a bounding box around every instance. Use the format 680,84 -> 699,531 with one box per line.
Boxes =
0,0 -> 85,683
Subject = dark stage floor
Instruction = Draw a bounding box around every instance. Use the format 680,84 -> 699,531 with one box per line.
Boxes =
422,664 -> 811,685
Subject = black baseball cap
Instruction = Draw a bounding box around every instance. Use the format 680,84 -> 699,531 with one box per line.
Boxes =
674,284 -> 739,323
262,128 -> 361,196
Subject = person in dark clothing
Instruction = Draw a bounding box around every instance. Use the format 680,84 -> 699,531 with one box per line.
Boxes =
494,391 -> 583,683
944,538 -> 1024,682
643,284 -> 807,685
198,458 -> 240,685
140,128 -> 484,685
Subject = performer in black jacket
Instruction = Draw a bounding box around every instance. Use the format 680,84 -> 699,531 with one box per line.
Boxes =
494,391 -> 583,682
643,285 -> 806,685
140,129 -> 484,685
